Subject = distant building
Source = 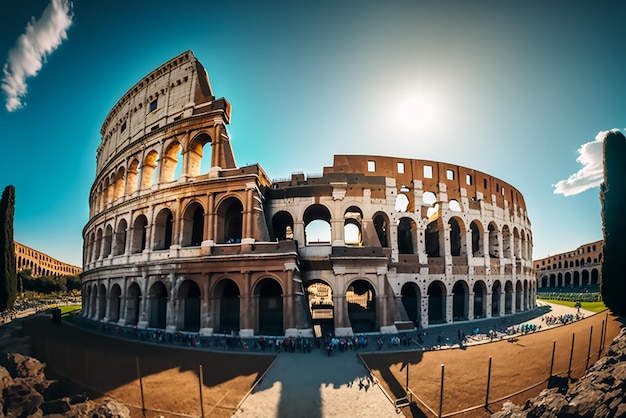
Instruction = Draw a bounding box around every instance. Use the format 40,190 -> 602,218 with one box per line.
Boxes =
534,240 -> 602,289
80,51 -> 536,337
14,241 -> 82,277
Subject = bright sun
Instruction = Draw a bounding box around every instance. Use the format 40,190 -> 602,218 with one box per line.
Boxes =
389,88 -> 445,136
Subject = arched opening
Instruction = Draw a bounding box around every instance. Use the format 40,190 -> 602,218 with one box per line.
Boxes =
401,282 -> 421,326
488,223 -> 499,258
397,217 -> 417,254
582,270 -> 590,286
306,281 -> 334,337
346,279 -> 376,332
180,280 -> 201,332
573,271 -> 580,287
97,284 -> 107,320
83,286 -> 91,317
504,281 -> 513,314
515,281 -> 523,311
452,281 -> 468,321
215,279 -> 240,334
426,219 -> 441,257
148,281 -> 168,329
131,215 -> 148,253
271,211 -> 294,241
103,224 -> 113,257
140,150 -> 158,189
513,228 -> 521,259
256,278 -> 283,336
127,159 -> 139,195
565,272 -> 572,287
113,167 -> 125,201
153,208 -> 174,250
557,273 -> 563,287
181,202 -> 204,247
502,225 -> 512,258
109,284 -> 121,323
549,274 -> 556,288
126,282 -> 141,326
395,194 -> 409,212
591,269 -> 599,285
216,197 -> 244,244
94,228 -> 103,260
473,281 -> 487,318
160,141 -> 183,183
470,220 -> 483,257
428,281 -> 446,324
89,284 -> 97,318
187,133 -> 212,177
373,212 -> 389,247
448,217 -> 465,257
491,281 -> 501,316
304,204 -> 331,245
344,206 -> 363,245
113,219 -> 127,256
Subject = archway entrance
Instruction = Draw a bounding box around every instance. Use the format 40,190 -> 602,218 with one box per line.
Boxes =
306,281 -> 334,338
215,279 -> 240,334
428,281 -> 446,324
346,280 -> 376,333
180,280 -> 201,332
148,281 -> 167,329
401,282 -> 421,326
256,279 -> 283,336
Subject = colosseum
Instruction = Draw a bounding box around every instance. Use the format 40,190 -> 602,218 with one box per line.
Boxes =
80,50 -> 536,337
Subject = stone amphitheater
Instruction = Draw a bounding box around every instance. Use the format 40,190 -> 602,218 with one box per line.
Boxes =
80,50 -> 536,338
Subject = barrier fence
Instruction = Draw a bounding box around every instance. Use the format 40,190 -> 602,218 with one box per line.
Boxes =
397,316 -> 609,417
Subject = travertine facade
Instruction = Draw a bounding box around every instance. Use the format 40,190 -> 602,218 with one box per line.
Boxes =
534,240 -> 602,288
15,241 -> 82,277
81,51 -> 536,337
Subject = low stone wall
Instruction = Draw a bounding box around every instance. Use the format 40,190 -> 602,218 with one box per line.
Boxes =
493,326 -> 626,418
0,352 -> 130,418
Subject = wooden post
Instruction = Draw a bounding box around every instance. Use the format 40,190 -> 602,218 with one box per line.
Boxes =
567,333 -> 575,379
405,362 -> 409,391
136,357 -> 146,417
485,356 -> 492,409
549,341 -> 556,378
586,326 -> 593,370
199,364 -> 205,418
438,364 -> 445,418
598,319 -> 605,358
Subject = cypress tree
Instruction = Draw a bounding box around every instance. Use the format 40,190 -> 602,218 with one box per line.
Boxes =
0,185 -> 17,311
600,131 -> 626,315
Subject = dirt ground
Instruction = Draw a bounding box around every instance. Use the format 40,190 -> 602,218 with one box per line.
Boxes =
9,311 -> 624,418
19,316 -> 275,418
361,312 -> 623,417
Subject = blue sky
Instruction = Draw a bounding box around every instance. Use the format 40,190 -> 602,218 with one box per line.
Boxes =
1,0 -> 624,267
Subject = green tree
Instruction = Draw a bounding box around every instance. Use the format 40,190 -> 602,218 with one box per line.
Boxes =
0,185 -> 17,311
600,131 -> 626,315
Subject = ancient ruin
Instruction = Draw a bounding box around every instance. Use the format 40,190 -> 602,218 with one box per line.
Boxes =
80,51 -> 535,337
534,240 -> 602,289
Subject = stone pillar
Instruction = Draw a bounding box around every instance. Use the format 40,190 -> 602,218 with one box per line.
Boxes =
421,295 -> 429,328
446,293 -> 453,323
468,291 -> 475,320
499,291 -> 505,317
240,272 -> 253,331
486,291 -> 492,319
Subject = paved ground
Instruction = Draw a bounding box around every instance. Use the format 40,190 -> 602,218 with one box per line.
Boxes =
233,302 -> 592,418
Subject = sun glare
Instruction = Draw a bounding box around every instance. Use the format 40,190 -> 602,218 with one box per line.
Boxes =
389,88 -> 445,136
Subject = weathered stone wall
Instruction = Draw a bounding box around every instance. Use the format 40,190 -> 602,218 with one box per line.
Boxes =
493,326 -> 626,418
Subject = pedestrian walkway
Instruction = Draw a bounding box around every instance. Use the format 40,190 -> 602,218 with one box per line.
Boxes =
232,350 -> 400,417
232,302 -> 593,417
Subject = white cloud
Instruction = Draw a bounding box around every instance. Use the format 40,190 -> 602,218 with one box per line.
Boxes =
553,129 -> 619,196
1,0 -> 73,112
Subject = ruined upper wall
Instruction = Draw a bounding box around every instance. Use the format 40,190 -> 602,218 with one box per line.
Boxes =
95,50 -> 224,173
323,154 -> 529,215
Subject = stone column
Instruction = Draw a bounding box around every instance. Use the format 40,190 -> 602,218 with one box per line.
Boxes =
468,291 -> 475,320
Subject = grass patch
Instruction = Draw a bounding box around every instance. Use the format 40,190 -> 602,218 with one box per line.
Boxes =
539,299 -> 607,312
